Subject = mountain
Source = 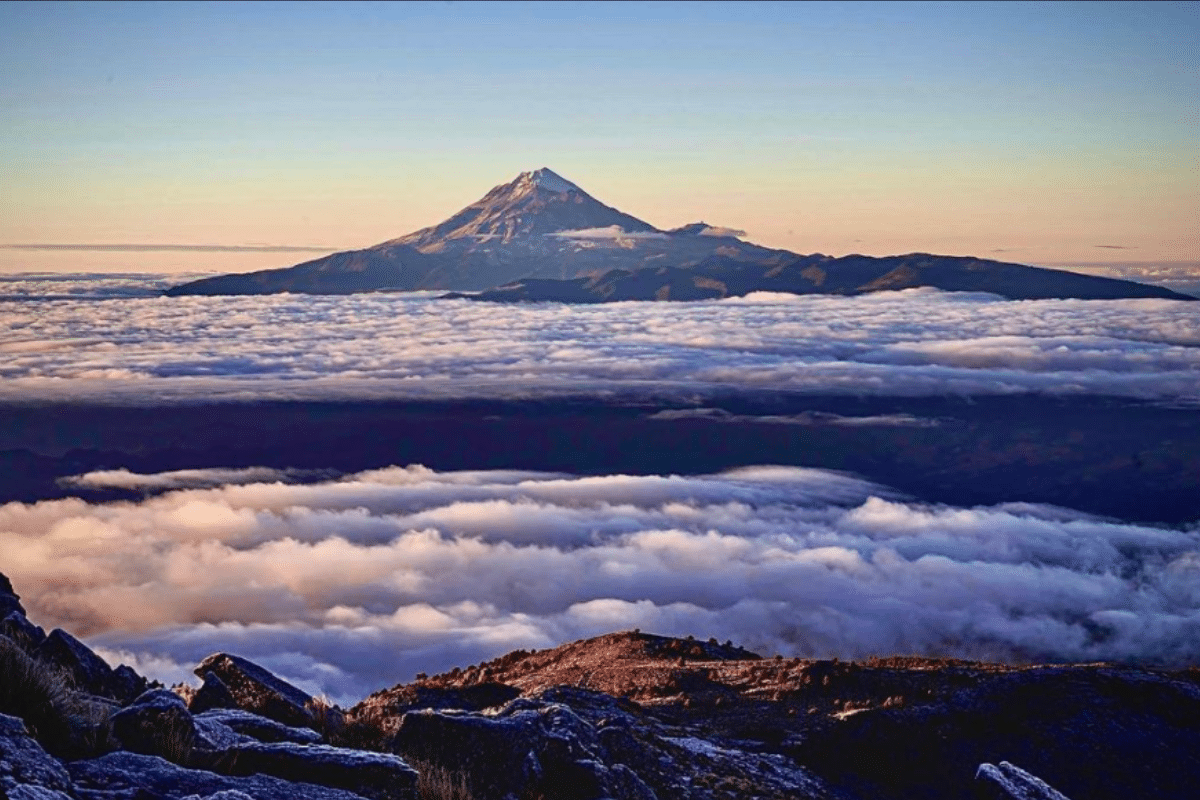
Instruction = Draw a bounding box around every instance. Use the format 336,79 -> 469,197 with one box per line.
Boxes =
165,168 -> 791,296
165,169 -> 1193,301
459,252 -> 1196,302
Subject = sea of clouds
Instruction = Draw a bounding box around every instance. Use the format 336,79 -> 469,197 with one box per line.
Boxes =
2,279 -> 1198,703
0,282 -> 1198,404
3,465 -> 1198,705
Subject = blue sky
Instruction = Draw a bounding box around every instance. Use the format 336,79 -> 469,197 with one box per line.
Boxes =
1,1 -> 1196,272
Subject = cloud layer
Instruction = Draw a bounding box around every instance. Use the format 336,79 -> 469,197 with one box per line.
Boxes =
3,465 -> 1197,705
0,285 -> 1197,404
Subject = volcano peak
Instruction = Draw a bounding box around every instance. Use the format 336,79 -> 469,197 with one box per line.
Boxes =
514,167 -> 581,195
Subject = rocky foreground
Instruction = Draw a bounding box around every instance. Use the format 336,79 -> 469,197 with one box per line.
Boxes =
2,572 -> 1198,800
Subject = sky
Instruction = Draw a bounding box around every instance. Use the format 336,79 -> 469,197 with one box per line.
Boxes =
1,1 -> 1197,273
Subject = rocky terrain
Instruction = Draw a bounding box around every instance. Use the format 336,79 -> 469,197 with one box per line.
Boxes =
3,571 -> 1198,800
164,169 -> 1192,301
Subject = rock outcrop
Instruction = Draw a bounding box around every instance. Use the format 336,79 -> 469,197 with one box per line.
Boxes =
194,708 -> 321,746
0,574 -> 27,620
976,761 -> 1073,800
188,671 -> 239,714
109,689 -> 198,762
391,685 -> 834,800
68,751 -> 391,800
216,742 -> 418,800
0,714 -> 75,799
33,629 -> 147,703
193,653 -> 316,728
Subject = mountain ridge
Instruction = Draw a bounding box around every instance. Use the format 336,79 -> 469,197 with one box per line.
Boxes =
4,569 -> 1199,800
164,170 -> 1193,301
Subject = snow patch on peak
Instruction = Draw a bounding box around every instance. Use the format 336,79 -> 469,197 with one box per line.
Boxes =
517,168 -> 581,195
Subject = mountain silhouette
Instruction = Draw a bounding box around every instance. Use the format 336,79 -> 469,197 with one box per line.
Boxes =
166,170 -> 1192,301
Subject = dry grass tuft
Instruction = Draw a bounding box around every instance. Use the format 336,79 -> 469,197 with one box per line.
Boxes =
408,757 -> 475,800
0,635 -> 114,757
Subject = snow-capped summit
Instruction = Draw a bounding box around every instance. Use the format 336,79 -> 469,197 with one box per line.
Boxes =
515,167 -> 581,195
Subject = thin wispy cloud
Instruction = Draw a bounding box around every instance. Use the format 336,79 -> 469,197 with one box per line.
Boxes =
545,226 -> 669,240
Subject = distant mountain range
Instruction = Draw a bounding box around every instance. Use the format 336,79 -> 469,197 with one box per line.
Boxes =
166,169 -> 1192,301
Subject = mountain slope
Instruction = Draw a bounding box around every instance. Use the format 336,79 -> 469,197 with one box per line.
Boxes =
462,252 -> 1195,302
165,168 -> 788,295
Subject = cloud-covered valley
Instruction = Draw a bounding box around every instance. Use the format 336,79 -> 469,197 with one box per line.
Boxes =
4,465 -> 1197,705
0,287 -> 1197,404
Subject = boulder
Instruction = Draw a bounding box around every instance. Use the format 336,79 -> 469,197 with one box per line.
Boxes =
193,654 -> 314,728
193,713 -> 256,752
193,709 -> 321,745
0,713 -> 74,798
188,671 -> 238,715
976,762 -> 1073,800
109,689 -> 199,764
216,742 -> 418,800
393,699 -> 653,800
68,751 -> 375,800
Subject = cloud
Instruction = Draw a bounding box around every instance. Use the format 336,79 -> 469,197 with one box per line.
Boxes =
545,226 -> 669,240
59,467 -> 329,491
696,226 -> 746,238
0,287 -> 1197,405
646,409 -> 941,427
3,465 -> 1197,705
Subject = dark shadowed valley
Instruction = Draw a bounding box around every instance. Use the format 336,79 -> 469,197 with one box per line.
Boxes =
2,394 -> 1199,524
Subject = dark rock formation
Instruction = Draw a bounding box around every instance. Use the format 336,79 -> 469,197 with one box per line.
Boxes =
0,612 -> 45,650
976,761 -> 1073,800
391,685 -> 832,800
193,709 -> 321,746
188,670 -> 239,715
0,713 -> 74,798
32,629 -> 146,704
793,665 -> 1200,800
109,689 -> 198,763
0,573 -> 26,619
68,751 -> 381,800
216,742 -> 418,800
392,696 -> 656,800
193,653 -> 315,728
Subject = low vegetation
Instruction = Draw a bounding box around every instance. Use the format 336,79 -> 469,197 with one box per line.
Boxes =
408,758 -> 474,800
0,635 -> 113,758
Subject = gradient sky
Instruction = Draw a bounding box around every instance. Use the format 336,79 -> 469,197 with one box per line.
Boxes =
1,0 -> 1196,273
